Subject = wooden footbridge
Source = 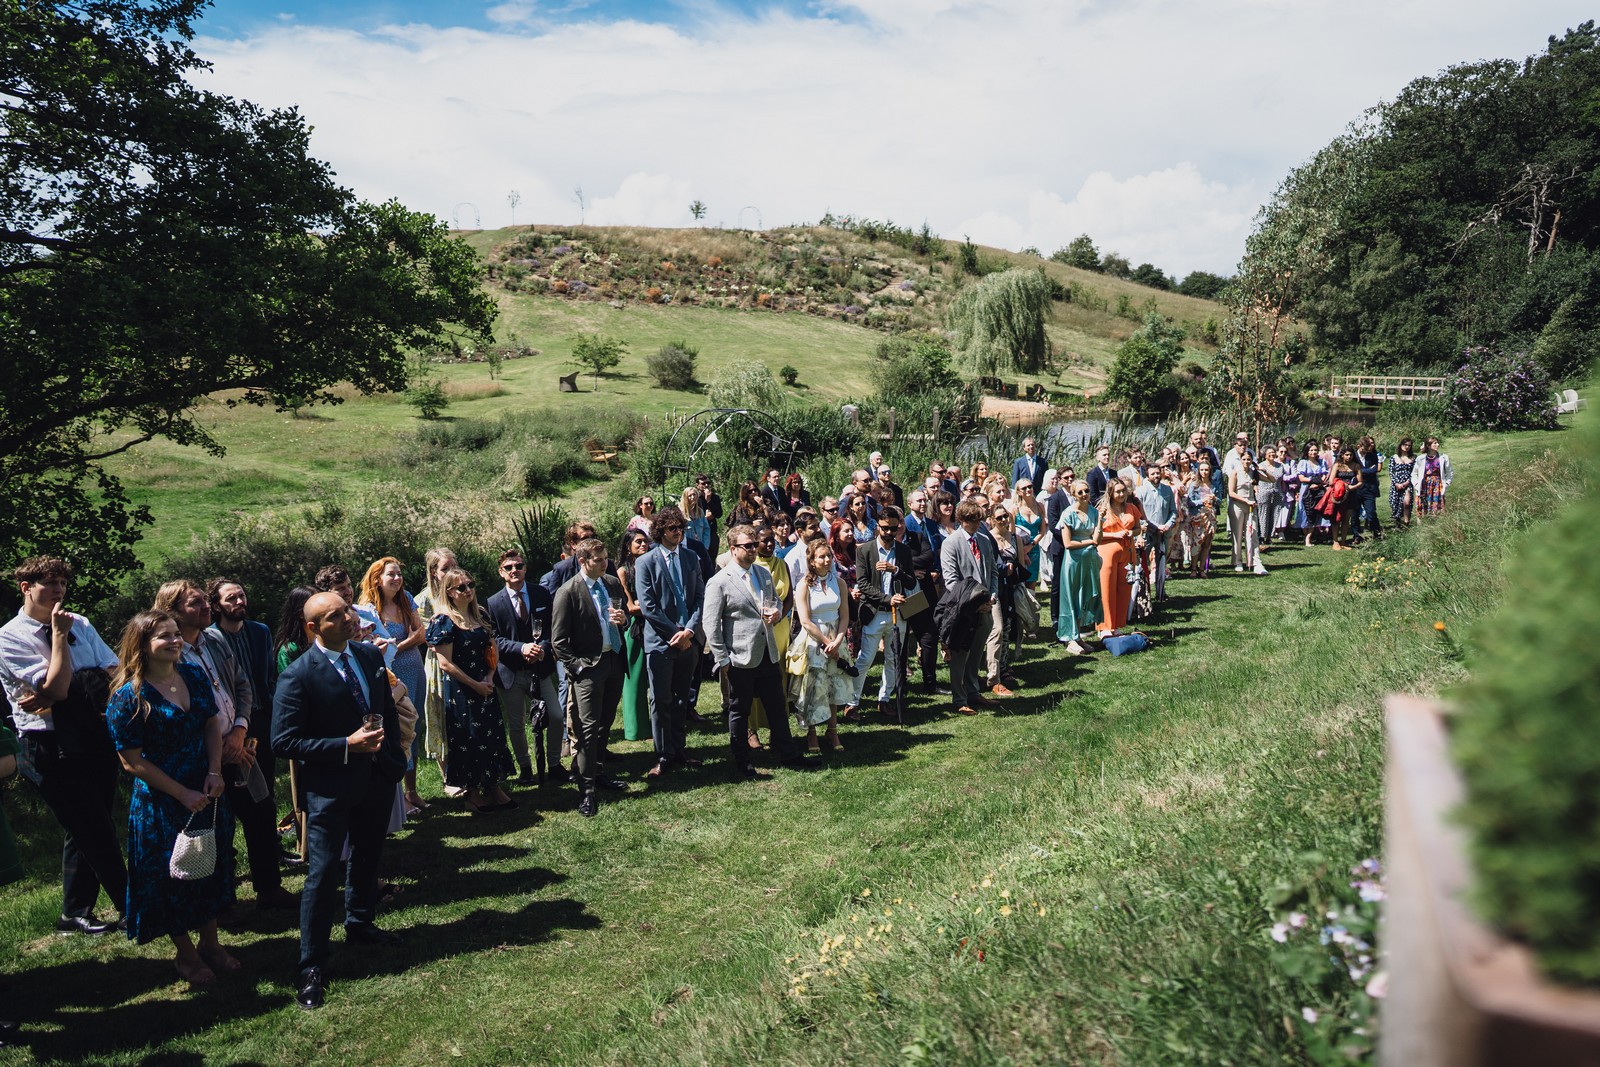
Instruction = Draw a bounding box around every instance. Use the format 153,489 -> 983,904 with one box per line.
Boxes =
1328,375 -> 1447,402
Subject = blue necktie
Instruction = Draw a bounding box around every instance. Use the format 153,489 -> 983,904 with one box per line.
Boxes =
666,551 -> 687,626
594,581 -> 622,652
338,652 -> 370,716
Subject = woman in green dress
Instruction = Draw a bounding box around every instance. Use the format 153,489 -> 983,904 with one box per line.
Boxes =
616,529 -> 653,742
1053,479 -> 1102,654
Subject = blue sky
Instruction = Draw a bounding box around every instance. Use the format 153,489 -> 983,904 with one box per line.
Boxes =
188,1 -> 1596,275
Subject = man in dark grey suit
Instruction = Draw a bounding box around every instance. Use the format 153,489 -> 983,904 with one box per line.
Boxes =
273,591 -> 407,1010
938,499 -> 999,715
550,539 -> 628,817
633,505 -> 705,779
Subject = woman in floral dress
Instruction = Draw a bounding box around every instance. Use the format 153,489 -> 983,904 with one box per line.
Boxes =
791,539 -> 851,753
1413,436 -> 1453,517
1388,437 -> 1417,526
106,610 -> 235,985
426,567 -> 515,814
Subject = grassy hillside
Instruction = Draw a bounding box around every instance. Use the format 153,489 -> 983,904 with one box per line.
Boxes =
100,223 -> 1224,566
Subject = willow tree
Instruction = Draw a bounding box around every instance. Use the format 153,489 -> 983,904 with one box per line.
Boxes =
946,268 -> 1055,377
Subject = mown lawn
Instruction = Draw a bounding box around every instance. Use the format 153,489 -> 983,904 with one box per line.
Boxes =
0,425 -> 1567,1065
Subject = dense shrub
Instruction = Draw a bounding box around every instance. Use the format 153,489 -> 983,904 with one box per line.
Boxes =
646,341 -> 700,390
1445,346 -> 1558,431
1453,387 -> 1600,983
1105,313 -> 1185,413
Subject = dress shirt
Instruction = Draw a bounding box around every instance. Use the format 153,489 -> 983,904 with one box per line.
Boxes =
312,639 -> 371,708
588,580 -> 623,652
183,637 -> 240,731
0,608 -> 118,732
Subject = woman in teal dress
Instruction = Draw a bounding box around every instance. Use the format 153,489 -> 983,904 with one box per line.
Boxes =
1012,478 -> 1045,585
1053,479 -> 1102,654
106,610 -> 236,986
616,528 -> 652,742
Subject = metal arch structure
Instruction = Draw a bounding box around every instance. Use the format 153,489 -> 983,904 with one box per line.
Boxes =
661,408 -> 800,486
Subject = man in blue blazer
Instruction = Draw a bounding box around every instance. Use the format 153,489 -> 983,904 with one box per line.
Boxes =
273,591 -> 407,1011
485,549 -> 557,784
1011,436 -> 1047,490
632,504 -> 705,778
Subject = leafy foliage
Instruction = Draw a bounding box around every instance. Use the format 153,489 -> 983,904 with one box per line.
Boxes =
1445,346 -> 1559,431
404,378 -> 450,420
779,364 -> 800,386
946,268 -> 1055,377
1051,234 -> 1100,271
1454,392 -> 1600,982
706,360 -> 786,410
645,340 -> 700,390
1105,314 -> 1186,413
0,0 -> 495,585
568,333 -> 629,390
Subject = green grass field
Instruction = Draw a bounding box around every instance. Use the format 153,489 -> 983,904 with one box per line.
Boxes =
0,423 -> 1569,1065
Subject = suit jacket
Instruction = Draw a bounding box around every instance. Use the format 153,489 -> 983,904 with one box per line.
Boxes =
1044,486 -> 1071,561
551,571 -> 626,677
634,544 -> 706,655
1012,454 -> 1046,488
485,584 -> 555,686
189,628 -> 254,735
271,641 -> 406,806
1086,464 -> 1114,507
703,563 -> 779,671
207,620 -> 276,735
939,526 -> 998,598
759,484 -> 785,515
854,538 -> 918,626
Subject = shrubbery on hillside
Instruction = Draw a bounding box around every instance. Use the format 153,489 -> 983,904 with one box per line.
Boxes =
1446,346 -> 1558,431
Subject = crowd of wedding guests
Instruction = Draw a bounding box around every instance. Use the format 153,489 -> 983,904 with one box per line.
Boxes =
0,427 -> 1453,1020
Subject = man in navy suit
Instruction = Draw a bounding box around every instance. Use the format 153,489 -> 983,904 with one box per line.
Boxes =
550,539 -> 629,816
485,549 -> 557,784
273,591 -> 407,1010
1011,437 -> 1046,491
633,504 -> 705,779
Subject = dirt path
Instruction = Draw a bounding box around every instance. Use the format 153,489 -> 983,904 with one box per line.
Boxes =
980,396 -> 1055,424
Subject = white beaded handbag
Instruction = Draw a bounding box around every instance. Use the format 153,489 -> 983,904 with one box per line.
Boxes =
169,798 -> 218,880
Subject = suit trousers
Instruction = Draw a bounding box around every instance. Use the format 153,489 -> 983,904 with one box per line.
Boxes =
948,606 -> 994,709
1228,499 -> 1253,566
500,670 -> 562,773
908,605 -> 939,689
645,645 -> 697,762
20,734 -> 127,919
568,651 -> 622,793
299,772 -> 392,971
724,653 -> 797,768
985,596 -> 1009,679
1047,550 -> 1065,624
223,772 -> 282,896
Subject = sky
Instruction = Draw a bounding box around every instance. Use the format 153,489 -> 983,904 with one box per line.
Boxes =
189,1 -> 1594,277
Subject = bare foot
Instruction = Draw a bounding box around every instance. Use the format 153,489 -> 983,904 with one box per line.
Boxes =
198,943 -> 242,975
175,956 -> 217,986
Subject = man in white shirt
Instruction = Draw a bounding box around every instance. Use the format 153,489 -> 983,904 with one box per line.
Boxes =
0,556 -> 125,934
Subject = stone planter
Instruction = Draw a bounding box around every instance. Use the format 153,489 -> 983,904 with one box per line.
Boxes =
1383,694 -> 1600,1065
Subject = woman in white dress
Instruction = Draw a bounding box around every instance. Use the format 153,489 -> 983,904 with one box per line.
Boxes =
790,538 -> 852,753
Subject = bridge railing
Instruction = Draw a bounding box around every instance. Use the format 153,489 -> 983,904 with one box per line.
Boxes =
1329,375 -> 1447,402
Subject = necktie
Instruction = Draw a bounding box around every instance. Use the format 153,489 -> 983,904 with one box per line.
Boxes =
593,581 -> 622,652
338,652 -> 370,716
667,551 -> 687,626
513,589 -> 524,620
970,536 -> 981,564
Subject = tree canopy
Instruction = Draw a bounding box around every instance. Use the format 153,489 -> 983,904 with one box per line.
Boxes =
1240,21 -> 1600,376
945,268 -> 1055,377
1,0 -> 496,602
1105,314 -> 1186,413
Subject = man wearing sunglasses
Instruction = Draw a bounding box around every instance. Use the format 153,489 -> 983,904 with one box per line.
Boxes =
852,506 -> 918,717
485,549 -> 556,784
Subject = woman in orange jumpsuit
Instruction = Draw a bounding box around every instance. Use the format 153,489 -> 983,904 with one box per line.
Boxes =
1094,479 -> 1145,636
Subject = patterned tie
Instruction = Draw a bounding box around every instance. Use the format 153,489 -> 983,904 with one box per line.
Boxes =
338,652 -> 371,716
593,581 -> 622,652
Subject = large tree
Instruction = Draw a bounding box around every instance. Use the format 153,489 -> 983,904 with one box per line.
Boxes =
1,1 -> 496,603
946,268 -> 1055,378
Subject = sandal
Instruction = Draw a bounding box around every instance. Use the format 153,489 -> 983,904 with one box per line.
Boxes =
746,732 -> 763,751
198,944 -> 242,975
175,956 -> 217,986
403,791 -> 428,811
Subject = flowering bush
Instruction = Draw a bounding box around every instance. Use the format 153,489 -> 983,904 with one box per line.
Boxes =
1343,556 -> 1431,590
1445,346 -> 1558,431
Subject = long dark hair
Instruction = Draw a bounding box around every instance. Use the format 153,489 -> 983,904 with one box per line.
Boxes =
275,585 -> 317,660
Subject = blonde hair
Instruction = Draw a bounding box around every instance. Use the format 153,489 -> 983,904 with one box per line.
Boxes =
113,610 -> 179,719
679,486 -> 703,519
152,578 -> 204,616
423,547 -> 457,613
358,557 -> 420,632
438,566 -> 494,634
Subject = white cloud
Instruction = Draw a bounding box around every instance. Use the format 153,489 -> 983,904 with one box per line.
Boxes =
190,0 -> 1590,274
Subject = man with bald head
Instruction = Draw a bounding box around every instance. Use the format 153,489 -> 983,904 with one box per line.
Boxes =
273,591 -> 407,1010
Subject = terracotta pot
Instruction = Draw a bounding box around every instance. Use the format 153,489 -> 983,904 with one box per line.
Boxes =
1383,694 -> 1600,1066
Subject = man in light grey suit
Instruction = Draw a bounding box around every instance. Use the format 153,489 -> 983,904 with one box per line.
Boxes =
704,526 -> 812,778
938,499 -> 999,714
633,504 -> 706,779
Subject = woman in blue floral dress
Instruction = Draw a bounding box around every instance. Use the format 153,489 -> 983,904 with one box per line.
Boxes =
106,610 -> 235,986
426,567 -> 516,814
358,557 -> 428,813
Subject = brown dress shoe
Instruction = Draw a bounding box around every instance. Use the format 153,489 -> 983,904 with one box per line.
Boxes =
956,705 -> 978,715
990,683 -> 1014,697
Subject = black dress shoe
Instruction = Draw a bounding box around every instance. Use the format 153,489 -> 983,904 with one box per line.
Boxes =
296,968 -> 326,1010
578,793 -> 599,817
0,1019 -> 19,1046
514,770 -> 536,785
735,764 -> 762,780
56,915 -> 114,936
496,796 -> 519,810
781,755 -> 821,771
596,778 -> 627,792
344,922 -> 402,947
686,710 -> 712,727
280,849 -> 307,869
672,755 -> 704,769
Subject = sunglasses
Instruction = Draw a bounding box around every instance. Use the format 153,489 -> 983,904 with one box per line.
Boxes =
732,541 -> 758,550
501,562 -> 524,572
657,524 -> 684,533
879,524 -> 901,532
452,582 -> 475,593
